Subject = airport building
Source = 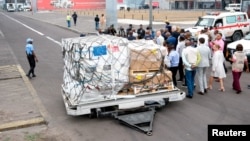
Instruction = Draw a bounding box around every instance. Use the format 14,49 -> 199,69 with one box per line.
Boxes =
1,0 -> 241,11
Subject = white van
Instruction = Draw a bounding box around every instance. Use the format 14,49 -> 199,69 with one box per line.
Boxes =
185,11 -> 250,41
6,3 -> 15,12
225,3 -> 241,11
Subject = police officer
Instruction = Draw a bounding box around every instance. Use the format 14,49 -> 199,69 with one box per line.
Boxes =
25,38 -> 38,78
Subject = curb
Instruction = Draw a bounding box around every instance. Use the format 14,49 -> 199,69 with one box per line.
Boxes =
0,117 -> 46,132
0,65 -> 50,132
16,65 -> 51,123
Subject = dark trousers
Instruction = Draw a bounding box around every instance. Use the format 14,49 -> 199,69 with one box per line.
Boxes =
232,71 -> 242,91
73,18 -> 77,25
27,55 -> 36,76
178,57 -> 184,80
170,66 -> 178,86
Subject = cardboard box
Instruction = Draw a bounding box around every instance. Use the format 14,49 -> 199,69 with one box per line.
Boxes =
130,60 -> 162,70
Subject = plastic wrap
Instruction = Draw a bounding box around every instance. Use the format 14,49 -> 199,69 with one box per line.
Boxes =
62,36 -> 173,104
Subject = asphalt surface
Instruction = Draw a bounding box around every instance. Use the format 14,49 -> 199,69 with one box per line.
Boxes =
0,10 -> 250,141
0,17 -> 46,132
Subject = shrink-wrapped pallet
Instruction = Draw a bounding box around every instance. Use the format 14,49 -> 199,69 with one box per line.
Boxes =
61,36 -> 174,104
62,35 -> 130,104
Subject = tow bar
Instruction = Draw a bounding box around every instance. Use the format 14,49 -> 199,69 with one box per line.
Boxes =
114,107 -> 156,136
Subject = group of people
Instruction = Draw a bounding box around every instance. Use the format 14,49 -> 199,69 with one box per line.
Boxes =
161,25 -> 249,98
66,12 -> 78,27
66,12 -> 106,30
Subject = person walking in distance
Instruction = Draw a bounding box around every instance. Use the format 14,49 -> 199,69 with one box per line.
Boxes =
72,12 -> 78,26
94,15 -> 100,30
66,13 -> 71,27
182,40 -> 201,98
196,37 -> 211,95
231,44 -> 249,94
25,38 -> 38,78
100,14 -> 106,30
208,44 -> 226,92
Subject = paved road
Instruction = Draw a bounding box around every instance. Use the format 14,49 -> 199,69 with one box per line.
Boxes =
1,11 -> 250,141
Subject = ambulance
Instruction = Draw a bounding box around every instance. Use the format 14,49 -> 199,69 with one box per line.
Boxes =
185,11 -> 250,41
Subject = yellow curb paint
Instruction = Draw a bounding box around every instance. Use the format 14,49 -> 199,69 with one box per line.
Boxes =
0,117 -> 45,131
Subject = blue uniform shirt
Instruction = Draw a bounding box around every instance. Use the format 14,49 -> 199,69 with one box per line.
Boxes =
168,50 -> 179,67
26,44 -> 34,55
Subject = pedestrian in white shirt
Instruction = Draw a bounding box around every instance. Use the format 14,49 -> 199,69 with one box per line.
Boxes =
208,44 -> 226,92
155,30 -> 164,46
176,35 -> 186,82
182,40 -> 201,98
198,30 -> 209,46
196,37 -> 212,95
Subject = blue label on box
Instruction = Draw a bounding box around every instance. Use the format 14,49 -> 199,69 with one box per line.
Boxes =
93,45 -> 107,56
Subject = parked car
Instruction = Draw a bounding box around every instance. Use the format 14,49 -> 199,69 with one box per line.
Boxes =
226,33 -> 250,69
225,3 -> 241,11
6,3 -> 15,12
139,4 -> 158,9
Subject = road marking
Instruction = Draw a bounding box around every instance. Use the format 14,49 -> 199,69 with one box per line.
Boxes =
2,13 -> 61,47
2,13 -> 44,36
0,29 -> 5,38
46,36 -> 61,46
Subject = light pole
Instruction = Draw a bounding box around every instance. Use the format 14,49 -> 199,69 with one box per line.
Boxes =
149,0 -> 153,27
31,0 -> 37,14
106,0 -> 117,29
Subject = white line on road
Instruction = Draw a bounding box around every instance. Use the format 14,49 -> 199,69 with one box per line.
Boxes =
0,29 -> 5,38
2,13 -> 61,46
46,36 -> 61,46
2,13 -> 44,36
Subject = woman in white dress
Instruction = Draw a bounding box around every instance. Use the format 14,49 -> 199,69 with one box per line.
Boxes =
208,44 -> 226,92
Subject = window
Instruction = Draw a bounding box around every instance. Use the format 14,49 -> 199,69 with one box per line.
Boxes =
236,15 -> 247,22
226,16 -> 236,24
195,18 -> 214,27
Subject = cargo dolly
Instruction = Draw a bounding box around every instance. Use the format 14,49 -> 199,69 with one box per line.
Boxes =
62,88 -> 185,136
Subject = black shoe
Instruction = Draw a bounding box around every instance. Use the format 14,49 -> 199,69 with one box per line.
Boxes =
177,79 -> 183,82
198,92 -> 204,95
204,89 -> 207,93
236,90 -> 242,94
26,74 -> 31,79
182,84 -> 187,88
186,95 -> 193,99
248,85 -> 250,89
32,74 -> 36,77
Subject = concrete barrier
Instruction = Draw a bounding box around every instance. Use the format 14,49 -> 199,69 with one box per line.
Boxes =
54,9 -> 206,22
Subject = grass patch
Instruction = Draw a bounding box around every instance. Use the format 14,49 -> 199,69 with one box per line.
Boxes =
3,137 -> 11,141
24,133 -> 41,141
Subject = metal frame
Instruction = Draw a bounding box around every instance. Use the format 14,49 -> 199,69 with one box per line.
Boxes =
62,88 -> 185,116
